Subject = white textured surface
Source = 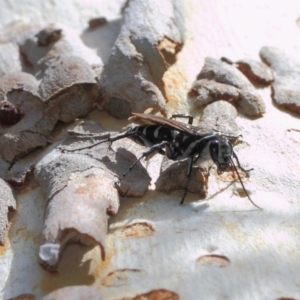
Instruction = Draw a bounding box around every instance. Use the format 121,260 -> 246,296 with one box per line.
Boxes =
0,185 -> 45,299
0,0 -> 124,31
1,0 -> 300,299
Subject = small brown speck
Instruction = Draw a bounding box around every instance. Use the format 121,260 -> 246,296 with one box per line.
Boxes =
36,26 -> 62,46
0,100 -> 22,125
196,254 -> 230,267
121,222 -> 155,238
89,17 -> 108,29
6,294 -> 35,300
120,289 -> 180,300
102,269 -> 147,287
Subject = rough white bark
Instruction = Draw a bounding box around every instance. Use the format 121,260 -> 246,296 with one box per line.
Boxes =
1,1 -> 300,300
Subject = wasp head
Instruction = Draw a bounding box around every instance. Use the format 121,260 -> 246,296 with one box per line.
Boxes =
209,138 -> 233,172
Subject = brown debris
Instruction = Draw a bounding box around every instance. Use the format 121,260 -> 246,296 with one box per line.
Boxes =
0,100 -> 23,126
196,254 -> 230,267
20,24 -> 103,76
38,56 -> 98,123
235,59 -> 273,86
156,159 -> 209,199
7,294 -> 35,300
43,285 -> 102,300
191,57 -> 266,117
0,26 -> 102,164
260,46 -> 300,114
120,289 -> 179,300
189,79 -> 240,107
35,121 -> 150,272
35,24 -> 62,46
0,73 -> 57,163
0,72 -> 39,99
198,57 -> 253,89
7,168 -> 33,190
0,76 -> 57,163
199,100 -> 239,137
39,56 -> 97,101
121,222 -> 155,238
157,37 -> 182,66
102,269 -> 147,287
100,0 -> 184,118
0,139 -> 41,187
38,169 -> 116,272
88,17 -> 108,29
220,57 -> 234,65
0,179 -> 16,245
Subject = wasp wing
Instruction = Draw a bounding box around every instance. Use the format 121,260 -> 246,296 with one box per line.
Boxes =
131,113 -> 214,136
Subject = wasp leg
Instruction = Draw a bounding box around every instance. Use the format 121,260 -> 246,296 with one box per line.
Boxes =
121,141 -> 168,179
171,114 -> 194,125
213,131 -> 240,139
63,130 -> 138,152
232,150 -> 253,173
180,155 -> 195,204
192,153 -> 201,164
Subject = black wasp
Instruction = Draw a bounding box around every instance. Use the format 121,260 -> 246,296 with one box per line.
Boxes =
69,113 -> 261,209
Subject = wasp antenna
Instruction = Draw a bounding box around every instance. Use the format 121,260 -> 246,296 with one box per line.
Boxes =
61,138 -> 109,152
232,150 -> 253,173
229,157 -> 262,210
62,130 -> 138,153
